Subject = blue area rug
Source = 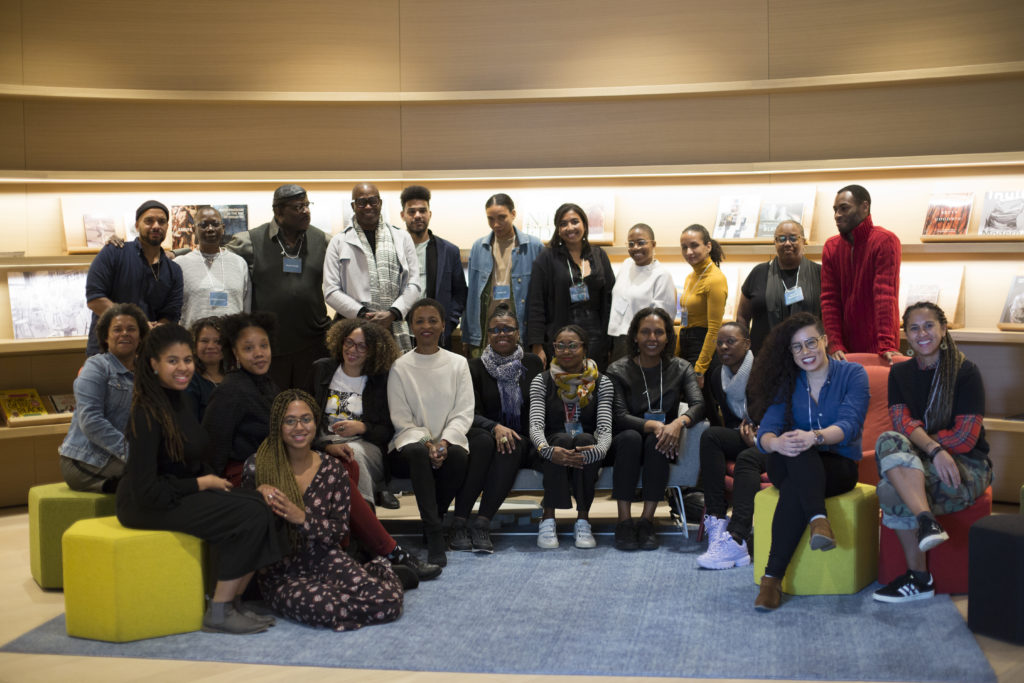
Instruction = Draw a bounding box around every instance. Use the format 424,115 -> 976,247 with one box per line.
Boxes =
1,532 -> 995,681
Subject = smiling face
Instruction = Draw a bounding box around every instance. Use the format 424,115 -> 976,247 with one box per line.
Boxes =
487,313 -> 520,356
634,314 -> 668,362
195,208 -> 225,251
789,324 -> 828,374
136,208 -> 168,248
195,324 -> 223,369
352,184 -> 382,230
833,190 -> 870,236
281,399 -> 316,450
150,342 -> 194,391
773,221 -> 805,269
627,226 -> 655,267
106,314 -> 141,363
716,325 -> 750,372
341,327 -> 368,374
410,304 -> 444,352
556,210 -> 585,247
233,325 -> 271,375
680,229 -> 712,266
553,329 -> 586,372
905,307 -> 946,367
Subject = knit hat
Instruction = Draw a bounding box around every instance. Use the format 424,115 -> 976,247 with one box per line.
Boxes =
135,200 -> 169,221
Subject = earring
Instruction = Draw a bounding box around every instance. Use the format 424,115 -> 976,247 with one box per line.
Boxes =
905,348 -> 914,357
940,340 -> 948,350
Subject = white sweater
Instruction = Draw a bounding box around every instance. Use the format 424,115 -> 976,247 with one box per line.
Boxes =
387,348 -> 474,452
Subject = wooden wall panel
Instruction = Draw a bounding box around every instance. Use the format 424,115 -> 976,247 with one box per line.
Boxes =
22,101 -> 403,171
0,100 -> 25,169
19,0 -> 401,91
0,0 -> 22,84
769,80 -> 1024,161
769,0 -> 1024,79
401,97 -> 770,170
398,0 -> 768,91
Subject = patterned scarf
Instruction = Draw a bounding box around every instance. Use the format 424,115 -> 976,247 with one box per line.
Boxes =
481,344 -> 525,431
354,216 -> 411,351
549,358 -> 599,409
720,349 -> 753,422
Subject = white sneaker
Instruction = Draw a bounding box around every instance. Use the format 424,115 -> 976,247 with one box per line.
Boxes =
697,532 -> 751,570
537,518 -> 559,549
703,514 -> 727,545
574,519 -> 597,549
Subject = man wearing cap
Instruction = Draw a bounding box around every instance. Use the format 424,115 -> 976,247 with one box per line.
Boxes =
226,185 -> 331,389
176,206 -> 251,328
85,200 -> 184,356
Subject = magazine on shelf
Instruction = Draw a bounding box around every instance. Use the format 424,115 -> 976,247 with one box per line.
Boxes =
49,394 -> 77,414
997,275 -> 1024,330
756,194 -> 814,238
171,204 -> 250,250
8,271 -> 91,339
712,195 -> 760,240
0,389 -> 49,424
82,213 -> 122,248
922,193 -> 974,236
979,191 -> 1024,236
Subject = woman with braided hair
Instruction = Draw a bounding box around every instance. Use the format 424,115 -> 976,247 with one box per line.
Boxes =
872,302 -> 992,603
242,389 -> 403,630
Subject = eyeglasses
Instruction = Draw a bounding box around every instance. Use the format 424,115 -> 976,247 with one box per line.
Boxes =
488,326 -> 518,336
554,341 -> 583,352
283,201 -> 312,211
353,197 -> 382,209
282,415 -> 315,427
626,239 -> 650,248
343,338 -> 368,353
789,335 -> 825,354
775,234 -> 801,244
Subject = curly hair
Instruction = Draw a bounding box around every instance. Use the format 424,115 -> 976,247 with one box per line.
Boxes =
129,323 -> 194,463
902,301 -> 964,431
747,312 -> 823,425
681,224 -> 725,266
218,311 -> 277,370
325,318 -> 400,376
96,303 -> 149,354
189,316 -> 225,376
626,306 -> 676,361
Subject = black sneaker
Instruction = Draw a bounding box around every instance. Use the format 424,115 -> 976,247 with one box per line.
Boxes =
873,570 -> 935,603
470,517 -> 494,553
636,518 -> 660,551
449,519 -> 473,552
917,517 -> 949,552
614,520 -> 639,551
388,544 -> 442,581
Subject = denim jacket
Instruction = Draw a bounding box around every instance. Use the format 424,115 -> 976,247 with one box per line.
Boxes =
58,352 -> 134,468
463,228 -> 544,346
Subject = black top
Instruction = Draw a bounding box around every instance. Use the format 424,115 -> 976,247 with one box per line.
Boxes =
468,352 -> 544,436
606,356 -> 705,433
707,364 -> 744,429
741,258 -> 822,354
525,246 -> 615,348
309,357 -> 393,453
203,368 -> 278,474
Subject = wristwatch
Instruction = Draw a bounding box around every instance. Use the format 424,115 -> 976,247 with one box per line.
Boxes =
813,429 -> 825,446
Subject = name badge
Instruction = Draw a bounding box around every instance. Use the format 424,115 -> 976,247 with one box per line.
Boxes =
784,286 -> 805,306
569,282 -> 590,303
209,291 -> 228,307
492,284 -> 511,300
283,256 -> 302,273
644,410 -> 666,423
564,421 -> 583,436
680,309 -> 688,327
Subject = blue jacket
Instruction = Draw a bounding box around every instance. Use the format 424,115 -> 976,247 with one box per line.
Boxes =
58,352 -> 134,468
756,359 -> 869,461
423,231 -> 469,348
463,228 -> 544,346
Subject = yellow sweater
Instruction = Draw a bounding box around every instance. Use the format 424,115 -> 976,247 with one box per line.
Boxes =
678,257 -> 728,374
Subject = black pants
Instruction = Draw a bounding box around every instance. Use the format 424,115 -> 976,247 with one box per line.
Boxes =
677,326 -> 719,422
388,442 -> 468,533
272,339 -> 329,392
699,426 -> 766,539
764,448 -> 858,578
541,432 -> 601,513
457,427 -> 539,520
609,430 -> 669,502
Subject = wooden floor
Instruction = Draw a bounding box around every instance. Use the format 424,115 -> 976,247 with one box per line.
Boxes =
1,495 -> 1023,683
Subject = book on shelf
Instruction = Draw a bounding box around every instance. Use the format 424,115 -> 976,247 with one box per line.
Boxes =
171,204 -> 250,250
979,191 -> 1024,237
82,213 -> 122,248
756,194 -> 814,239
0,388 -> 49,425
48,394 -> 77,414
713,195 -> 760,240
922,193 -> 974,236
8,271 -> 91,339
997,275 -> 1024,331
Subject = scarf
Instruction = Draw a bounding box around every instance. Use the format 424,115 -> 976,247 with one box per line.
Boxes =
480,344 -> 525,431
720,349 -> 753,422
353,216 -> 411,351
763,256 -> 821,331
549,358 -> 599,409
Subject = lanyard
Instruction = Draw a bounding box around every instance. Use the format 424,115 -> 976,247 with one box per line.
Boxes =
782,260 -> 801,294
201,249 -> 227,289
278,233 -> 304,259
806,376 -> 822,430
566,258 -> 583,286
640,360 -> 663,414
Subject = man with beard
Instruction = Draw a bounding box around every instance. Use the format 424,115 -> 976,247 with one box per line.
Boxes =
85,200 -> 183,356
175,206 -> 251,328
399,185 -> 467,349
323,183 -> 420,351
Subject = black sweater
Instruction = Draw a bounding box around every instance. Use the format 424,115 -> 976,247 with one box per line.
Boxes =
468,352 -> 544,435
203,369 -> 278,474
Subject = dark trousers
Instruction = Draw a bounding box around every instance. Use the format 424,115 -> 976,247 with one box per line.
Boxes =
677,326 -> 719,421
609,430 -> 669,502
764,448 -> 858,578
541,432 -> 601,513
700,426 -> 766,539
388,442 -> 469,533
272,339 -> 329,392
457,427 -> 538,520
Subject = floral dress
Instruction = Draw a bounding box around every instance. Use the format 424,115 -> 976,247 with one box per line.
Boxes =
241,454 -> 403,630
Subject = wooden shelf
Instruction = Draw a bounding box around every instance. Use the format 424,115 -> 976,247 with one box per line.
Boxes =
0,256 -> 93,271
948,329 -> 1024,344
0,422 -> 70,440
985,418 -> 1024,434
0,337 -> 87,355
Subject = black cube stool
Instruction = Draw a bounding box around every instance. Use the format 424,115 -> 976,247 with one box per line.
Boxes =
968,514 -> 1024,644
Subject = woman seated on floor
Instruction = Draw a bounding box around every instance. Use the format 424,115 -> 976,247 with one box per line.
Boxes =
872,302 -> 993,603
748,312 -> 868,612
606,306 -> 704,552
243,389 -> 404,630
311,318 -> 401,510
387,298 -> 474,567
528,324 -> 614,550
453,304 -> 544,553
697,321 -> 766,569
186,316 -> 227,422
59,303 -> 148,493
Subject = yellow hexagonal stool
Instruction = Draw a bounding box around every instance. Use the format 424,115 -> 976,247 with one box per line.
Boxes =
753,482 -> 879,595
62,516 -> 206,642
29,483 -> 117,589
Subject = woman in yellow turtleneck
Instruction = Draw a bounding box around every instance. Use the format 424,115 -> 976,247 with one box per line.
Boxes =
677,224 -> 728,389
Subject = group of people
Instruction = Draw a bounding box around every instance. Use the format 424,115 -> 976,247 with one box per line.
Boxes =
53,181 -> 993,634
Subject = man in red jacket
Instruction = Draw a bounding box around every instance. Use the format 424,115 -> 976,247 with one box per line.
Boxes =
821,185 -> 901,363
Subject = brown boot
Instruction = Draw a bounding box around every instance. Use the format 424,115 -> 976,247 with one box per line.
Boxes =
755,575 -> 782,612
809,517 -> 836,551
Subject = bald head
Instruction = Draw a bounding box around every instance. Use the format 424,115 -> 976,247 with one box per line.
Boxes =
351,183 -> 382,230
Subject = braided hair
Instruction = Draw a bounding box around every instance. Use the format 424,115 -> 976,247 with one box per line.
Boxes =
130,323 -> 194,463
903,301 -> 963,431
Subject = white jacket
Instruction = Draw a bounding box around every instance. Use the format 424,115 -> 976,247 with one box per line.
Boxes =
323,223 -> 421,319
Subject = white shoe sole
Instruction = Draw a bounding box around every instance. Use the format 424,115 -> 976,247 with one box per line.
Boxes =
872,589 -> 935,603
697,553 -> 752,570
537,535 -> 559,549
574,537 -> 597,549
918,531 -> 949,553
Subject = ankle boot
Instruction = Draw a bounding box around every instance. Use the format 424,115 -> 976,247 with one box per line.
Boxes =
755,576 -> 782,612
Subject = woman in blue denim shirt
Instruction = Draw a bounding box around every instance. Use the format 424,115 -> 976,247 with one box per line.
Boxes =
59,303 -> 148,492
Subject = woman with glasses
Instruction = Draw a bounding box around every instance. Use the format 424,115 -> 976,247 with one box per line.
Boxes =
529,325 -> 614,549
242,390 -> 404,631
527,203 -> 615,370
311,318 -> 401,510
607,224 -> 679,363
737,221 -> 821,354
453,304 -> 544,553
677,224 -> 727,388
747,312 -> 868,611
606,307 -> 704,551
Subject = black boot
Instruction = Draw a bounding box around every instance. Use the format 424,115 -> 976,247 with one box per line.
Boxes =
388,544 -> 442,580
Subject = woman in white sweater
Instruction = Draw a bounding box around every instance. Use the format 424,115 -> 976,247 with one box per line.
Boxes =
388,298 -> 474,567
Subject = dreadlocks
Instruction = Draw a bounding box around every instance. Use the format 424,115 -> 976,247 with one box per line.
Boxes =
903,301 -> 964,431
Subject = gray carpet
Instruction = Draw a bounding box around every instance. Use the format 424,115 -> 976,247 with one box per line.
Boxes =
1,532 -> 995,681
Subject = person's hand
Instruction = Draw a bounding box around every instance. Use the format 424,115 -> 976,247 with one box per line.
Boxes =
739,420 -> 757,448
105,235 -> 125,248
695,373 -> 705,389
324,442 -> 354,462
656,418 -> 684,455
427,440 -> 448,469
933,449 -> 962,488
263,486 -> 307,525
831,349 -> 847,361
882,350 -> 897,365
493,424 -> 521,454
532,344 -> 547,367
330,419 -> 366,438
550,446 -> 583,469
197,474 -> 233,492
771,430 -> 814,457
366,310 -> 396,327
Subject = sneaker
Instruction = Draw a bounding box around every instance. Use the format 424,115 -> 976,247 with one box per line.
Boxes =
470,517 -> 494,553
917,517 -> 949,553
537,518 -> 559,549
698,532 -> 752,569
614,520 -> 638,551
574,519 -> 597,549
873,570 -> 935,603
449,519 -> 473,552
636,518 -> 659,551
202,603 -> 268,635
389,544 -> 442,581
703,514 -> 727,545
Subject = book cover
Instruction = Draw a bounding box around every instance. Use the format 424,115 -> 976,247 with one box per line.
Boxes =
998,275 -> 1024,328
979,191 -> 1024,236
82,213 -> 121,247
8,270 -> 91,339
713,195 -> 760,240
756,196 -> 812,238
922,193 -> 974,236
0,389 -> 50,421
49,394 -> 77,414
171,204 -> 249,249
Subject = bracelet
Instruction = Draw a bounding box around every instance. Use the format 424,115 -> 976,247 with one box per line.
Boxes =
927,444 -> 943,459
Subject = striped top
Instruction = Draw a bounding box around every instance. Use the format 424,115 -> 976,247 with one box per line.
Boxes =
528,372 -> 614,464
